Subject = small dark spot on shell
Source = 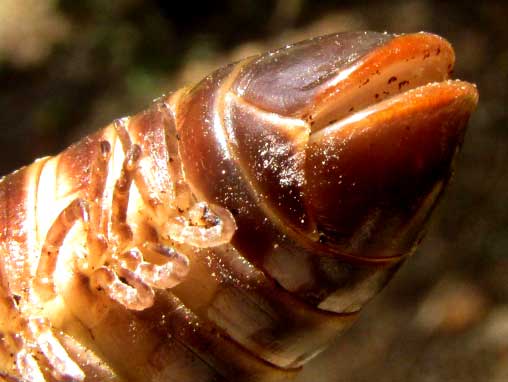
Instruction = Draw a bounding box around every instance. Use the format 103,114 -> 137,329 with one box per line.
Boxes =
362,78 -> 370,86
13,294 -> 21,305
423,51 -> 431,59
398,80 -> 409,90
175,133 -> 180,141
383,91 -> 390,96
177,207 -> 184,213
169,157 -> 174,163
349,106 -> 355,112
388,76 -> 397,84
375,93 -> 380,99
436,47 -> 441,55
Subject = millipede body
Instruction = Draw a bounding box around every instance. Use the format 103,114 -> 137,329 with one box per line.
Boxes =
0,32 -> 478,382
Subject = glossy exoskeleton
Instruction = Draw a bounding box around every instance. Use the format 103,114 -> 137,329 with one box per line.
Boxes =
0,32 -> 478,381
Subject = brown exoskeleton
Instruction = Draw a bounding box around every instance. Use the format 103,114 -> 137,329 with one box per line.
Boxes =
0,32 -> 478,381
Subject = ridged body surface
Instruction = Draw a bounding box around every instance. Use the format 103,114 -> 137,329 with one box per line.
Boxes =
0,32 -> 478,382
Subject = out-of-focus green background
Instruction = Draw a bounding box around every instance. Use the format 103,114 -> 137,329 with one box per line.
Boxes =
0,1 -> 506,381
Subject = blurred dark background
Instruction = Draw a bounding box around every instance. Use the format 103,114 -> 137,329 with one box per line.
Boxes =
0,1 -> 506,381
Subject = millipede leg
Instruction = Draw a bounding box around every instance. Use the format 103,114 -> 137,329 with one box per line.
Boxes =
162,103 -> 194,211
26,318 -> 85,381
0,335 -> 18,381
13,346 -> 45,382
0,296 -> 22,380
86,130 -> 227,313
34,198 -> 89,301
88,140 -> 112,229
0,294 -> 84,381
85,140 -> 112,271
0,145 -> 116,381
0,333 -> 11,368
113,244 -> 190,290
113,118 -> 132,151
89,266 -> 154,311
136,243 -> 189,289
10,197 -> 88,381
114,118 -> 163,212
90,243 -> 189,309
88,141 -> 157,310
111,144 -> 141,243
164,202 -> 237,247
0,275 -> 21,378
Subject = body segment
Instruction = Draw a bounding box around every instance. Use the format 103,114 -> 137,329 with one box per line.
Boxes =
0,32 -> 477,381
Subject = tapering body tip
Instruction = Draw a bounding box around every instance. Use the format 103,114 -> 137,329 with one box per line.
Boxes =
178,31 -> 478,316
307,80 -> 477,258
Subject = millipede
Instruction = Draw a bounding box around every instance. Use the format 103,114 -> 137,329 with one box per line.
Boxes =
0,31 -> 478,381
